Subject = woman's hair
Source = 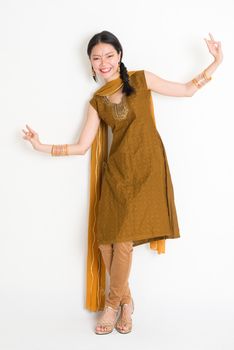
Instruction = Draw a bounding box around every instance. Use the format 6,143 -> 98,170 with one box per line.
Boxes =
87,30 -> 135,96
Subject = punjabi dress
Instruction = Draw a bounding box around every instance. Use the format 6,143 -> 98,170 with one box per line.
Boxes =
89,69 -> 180,245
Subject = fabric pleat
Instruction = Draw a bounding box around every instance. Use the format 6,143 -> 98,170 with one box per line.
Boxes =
85,120 -> 108,312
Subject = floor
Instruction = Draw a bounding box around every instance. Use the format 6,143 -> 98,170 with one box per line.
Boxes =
0,296 -> 233,350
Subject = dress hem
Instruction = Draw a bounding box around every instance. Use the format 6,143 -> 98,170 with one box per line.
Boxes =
97,232 -> 180,247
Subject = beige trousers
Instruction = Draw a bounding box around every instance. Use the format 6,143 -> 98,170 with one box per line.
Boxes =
98,241 -> 133,310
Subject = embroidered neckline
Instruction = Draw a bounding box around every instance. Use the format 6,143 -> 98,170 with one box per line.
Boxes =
103,95 -> 129,120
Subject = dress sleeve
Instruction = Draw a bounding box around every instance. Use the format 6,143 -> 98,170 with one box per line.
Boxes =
89,95 -> 98,112
139,70 -> 149,91
131,70 -> 149,91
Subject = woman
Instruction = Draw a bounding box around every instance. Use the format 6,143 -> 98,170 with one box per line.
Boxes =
22,30 -> 223,335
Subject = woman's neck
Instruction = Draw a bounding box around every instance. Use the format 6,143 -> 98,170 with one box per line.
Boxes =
104,72 -> 120,83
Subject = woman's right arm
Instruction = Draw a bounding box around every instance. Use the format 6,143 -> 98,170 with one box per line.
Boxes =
22,103 -> 101,156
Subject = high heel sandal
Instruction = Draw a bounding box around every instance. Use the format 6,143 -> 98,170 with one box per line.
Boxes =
115,298 -> 134,334
95,305 -> 120,335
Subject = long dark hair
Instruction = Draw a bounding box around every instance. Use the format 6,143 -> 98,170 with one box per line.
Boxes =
87,30 -> 135,96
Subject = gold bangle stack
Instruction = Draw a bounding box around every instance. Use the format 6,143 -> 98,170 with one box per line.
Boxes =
51,144 -> 69,156
192,70 -> 212,89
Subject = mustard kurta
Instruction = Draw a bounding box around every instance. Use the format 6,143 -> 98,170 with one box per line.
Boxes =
89,70 -> 180,247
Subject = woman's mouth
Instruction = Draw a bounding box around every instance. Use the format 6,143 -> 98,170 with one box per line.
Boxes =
100,68 -> 111,73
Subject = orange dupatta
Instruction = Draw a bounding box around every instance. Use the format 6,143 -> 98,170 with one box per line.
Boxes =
85,71 -> 166,312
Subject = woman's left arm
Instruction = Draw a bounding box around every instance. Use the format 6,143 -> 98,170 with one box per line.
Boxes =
144,32 -> 223,97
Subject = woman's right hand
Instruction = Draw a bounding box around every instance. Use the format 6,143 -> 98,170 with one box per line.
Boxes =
22,124 -> 41,150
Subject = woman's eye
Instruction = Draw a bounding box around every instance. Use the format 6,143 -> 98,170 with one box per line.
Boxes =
93,55 -> 113,60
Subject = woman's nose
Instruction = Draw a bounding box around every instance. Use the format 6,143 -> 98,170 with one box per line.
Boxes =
100,57 -> 108,65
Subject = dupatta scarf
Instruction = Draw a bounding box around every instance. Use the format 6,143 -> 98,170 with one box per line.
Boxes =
86,70 -> 170,312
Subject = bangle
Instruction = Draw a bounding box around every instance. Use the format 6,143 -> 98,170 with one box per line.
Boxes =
192,69 -> 212,89
203,70 -> 211,81
51,144 -> 69,156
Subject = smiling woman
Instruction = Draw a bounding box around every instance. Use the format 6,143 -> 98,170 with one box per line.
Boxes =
22,29 -> 223,336
90,45 -> 121,81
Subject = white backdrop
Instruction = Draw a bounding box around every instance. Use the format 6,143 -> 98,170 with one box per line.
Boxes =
0,0 -> 233,349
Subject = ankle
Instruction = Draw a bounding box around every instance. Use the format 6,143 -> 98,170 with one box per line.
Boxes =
105,304 -> 119,313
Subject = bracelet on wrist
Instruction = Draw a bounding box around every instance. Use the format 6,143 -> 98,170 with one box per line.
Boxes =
51,144 -> 69,156
192,69 -> 212,89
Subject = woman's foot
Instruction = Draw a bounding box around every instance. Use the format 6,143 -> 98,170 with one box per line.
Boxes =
115,298 -> 134,334
95,305 -> 120,335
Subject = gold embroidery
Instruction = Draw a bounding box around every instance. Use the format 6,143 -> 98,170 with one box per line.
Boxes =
103,95 -> 129,120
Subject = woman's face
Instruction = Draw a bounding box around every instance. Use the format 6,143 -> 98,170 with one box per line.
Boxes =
90,43 -> 121,82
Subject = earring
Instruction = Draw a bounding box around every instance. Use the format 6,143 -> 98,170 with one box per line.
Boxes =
117,62 -> 121,73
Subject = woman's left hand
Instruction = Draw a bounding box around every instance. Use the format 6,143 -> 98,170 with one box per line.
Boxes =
204,32 -> 223,63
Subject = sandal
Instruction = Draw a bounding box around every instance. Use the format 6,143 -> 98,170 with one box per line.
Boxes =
95,305 -> 120,335
115,298 -> 134,334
